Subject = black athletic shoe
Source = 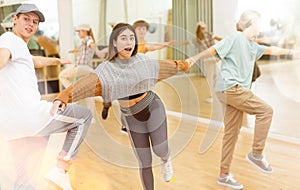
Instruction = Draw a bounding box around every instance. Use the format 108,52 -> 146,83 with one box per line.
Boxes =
102,107 -> 109,119
121,127 -> 128,134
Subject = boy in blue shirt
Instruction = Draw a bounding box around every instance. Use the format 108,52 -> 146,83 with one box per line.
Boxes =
186,10 -> 300,189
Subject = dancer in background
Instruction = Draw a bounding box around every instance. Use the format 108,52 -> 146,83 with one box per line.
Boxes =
133,19 -> 175,53
59,24 -> 107,88
191,21 -> 221,103
185,10 -> 300,189
52,23 -> 191,190
178,21 -> 221,102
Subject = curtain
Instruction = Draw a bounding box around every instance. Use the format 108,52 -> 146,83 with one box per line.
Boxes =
172,0 -> 213,59
196,0 -> 213,31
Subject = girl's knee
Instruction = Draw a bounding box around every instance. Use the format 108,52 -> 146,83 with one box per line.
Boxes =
152,144 -> 169,158
138,156 -> 152,169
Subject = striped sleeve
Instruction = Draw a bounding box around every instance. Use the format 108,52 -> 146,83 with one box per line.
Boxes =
158,59 -> 191,80
158,60 -> 179,80
55,72 -> 102,104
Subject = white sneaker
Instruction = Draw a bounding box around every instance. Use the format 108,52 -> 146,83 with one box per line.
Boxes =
217,174 -> 243,189
161,157 -> 173,182
246,152 -> 273,174
44,167 -> 73,190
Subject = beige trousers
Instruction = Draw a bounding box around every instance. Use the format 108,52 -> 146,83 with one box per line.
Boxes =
216,84 -> 273,174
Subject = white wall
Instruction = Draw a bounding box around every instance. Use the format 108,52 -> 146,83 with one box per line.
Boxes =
213,0 -> 300,48
72,0 -> 101,44
213,0 -> 238,37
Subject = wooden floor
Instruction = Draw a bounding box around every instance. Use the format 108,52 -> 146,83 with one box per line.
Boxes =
1,59 -> 300,190
40,103 -> 300,190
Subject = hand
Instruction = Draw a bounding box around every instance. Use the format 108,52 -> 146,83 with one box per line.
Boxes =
50,100 -> 66,116
59,59 -> 72,65
164,40 -> 176,47
176,60 -> 192,72
68,49 -> 78,53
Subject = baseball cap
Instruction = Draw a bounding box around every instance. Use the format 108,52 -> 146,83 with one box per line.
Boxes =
197,21 -> 207,28
75,24 -> 91,31
15,4 -> 45,22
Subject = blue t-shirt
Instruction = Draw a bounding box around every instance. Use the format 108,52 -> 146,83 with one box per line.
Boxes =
213,32 -> 266,91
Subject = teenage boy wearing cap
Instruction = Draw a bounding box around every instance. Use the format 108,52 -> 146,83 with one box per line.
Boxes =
0,4 -> 92,190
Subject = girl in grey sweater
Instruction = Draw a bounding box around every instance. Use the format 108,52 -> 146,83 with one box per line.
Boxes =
52,23 -> 191,190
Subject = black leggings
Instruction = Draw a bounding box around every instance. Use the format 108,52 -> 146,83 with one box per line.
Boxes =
123,93 -> 170,190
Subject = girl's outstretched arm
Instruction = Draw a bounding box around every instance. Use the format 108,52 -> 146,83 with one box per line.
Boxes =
158,59 -> 191,81
54,72 -> 102,105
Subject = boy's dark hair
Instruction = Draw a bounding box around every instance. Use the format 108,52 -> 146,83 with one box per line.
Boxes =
132,20 -> 150,30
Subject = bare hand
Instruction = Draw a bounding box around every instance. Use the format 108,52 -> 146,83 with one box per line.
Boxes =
176,60 -> 192,72
50,100 -> 66,116
68,49 -> 79,53
165,40 -> 176,47
59,59 -> 72,65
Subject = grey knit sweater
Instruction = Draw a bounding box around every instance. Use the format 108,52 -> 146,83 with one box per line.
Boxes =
95,53 -> 159,103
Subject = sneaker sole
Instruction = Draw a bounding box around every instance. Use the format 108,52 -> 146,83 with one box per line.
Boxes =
162,171 -> 173,182
246,155 -> 273,174
44,178 -> 62,189
217,181 -> 243,189
44,177 -> 73,190
164,178 -> 172,182
44,169 -> 73,190
161,158 -> 173,182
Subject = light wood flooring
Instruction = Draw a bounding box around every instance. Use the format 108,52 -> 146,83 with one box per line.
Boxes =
1,59 -> 300,190
40,98 -> 300,190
